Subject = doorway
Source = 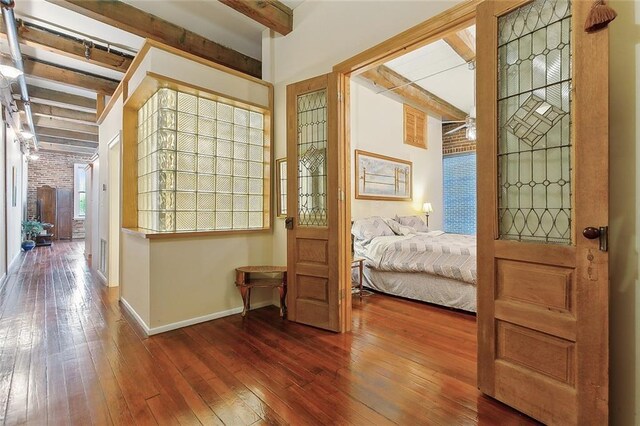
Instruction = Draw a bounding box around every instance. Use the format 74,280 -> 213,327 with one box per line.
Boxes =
107,133 -> 121,287
285,0 -> 610,424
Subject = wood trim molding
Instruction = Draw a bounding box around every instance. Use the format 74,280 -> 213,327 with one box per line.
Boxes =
333,0 -> 479,75
98,39 -> 273,124
443,27 -> 476,63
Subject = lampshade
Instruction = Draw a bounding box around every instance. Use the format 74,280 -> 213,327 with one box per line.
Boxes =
422,202 -> 433,213
0,64 -> 23,80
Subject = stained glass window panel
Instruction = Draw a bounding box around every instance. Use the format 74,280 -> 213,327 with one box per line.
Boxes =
297,89 -> 327,227
497,0 -> 572,244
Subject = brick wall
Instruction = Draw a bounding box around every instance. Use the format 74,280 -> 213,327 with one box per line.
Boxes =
442,123 -> 476,155
27,150 -> 93,239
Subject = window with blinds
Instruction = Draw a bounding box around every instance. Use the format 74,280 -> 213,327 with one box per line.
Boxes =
403,104 -> 427,149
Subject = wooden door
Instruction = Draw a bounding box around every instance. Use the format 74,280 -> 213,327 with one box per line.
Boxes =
477,1 -> 609,424
286,73 -> 350,332
56,189 -> 73,240
37,185 -> 56,228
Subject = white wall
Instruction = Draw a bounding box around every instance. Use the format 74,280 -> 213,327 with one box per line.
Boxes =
0,117 -> 5,281
268,1 -> 639,423
268,0 -> 453,266
350,82 -> 443,228
5,126 -> 26,269
608,1 -> 639,424
98,96 -> 123,286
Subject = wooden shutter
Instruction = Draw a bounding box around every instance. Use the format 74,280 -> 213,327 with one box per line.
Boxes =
403,104 -> 427,149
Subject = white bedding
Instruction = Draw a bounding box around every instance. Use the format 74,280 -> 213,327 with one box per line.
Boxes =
361,232 -> 477,285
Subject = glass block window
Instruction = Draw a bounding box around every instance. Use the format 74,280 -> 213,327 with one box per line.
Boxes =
137,88 -> 267,232
297,90 -> 327,227
443,153 -> 476,235
497,0 -> 572,244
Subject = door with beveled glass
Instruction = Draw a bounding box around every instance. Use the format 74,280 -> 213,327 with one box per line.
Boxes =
477,0 -> 609,424
285,73 -> 350,332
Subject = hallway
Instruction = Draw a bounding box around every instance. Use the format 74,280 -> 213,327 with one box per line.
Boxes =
0,241 -> 537,425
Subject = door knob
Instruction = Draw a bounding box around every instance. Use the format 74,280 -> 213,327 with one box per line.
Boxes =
582,227 -> 600,239
285,217 -> 294,230
582,226 -> 608,252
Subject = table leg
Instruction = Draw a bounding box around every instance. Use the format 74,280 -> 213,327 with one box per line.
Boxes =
359,260 -> 363,302
239,286 -> 249,317
280,272 -> 288,318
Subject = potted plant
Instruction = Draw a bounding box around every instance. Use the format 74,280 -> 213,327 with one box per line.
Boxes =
21,220 -> 43,251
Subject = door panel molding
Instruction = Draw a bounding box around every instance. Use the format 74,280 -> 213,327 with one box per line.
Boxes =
477,0 -> 609,424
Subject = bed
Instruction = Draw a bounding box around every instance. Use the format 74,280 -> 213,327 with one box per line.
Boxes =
351,216 -> 477,312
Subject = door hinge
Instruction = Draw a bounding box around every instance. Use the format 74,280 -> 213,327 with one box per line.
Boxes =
339,188 -> 345,201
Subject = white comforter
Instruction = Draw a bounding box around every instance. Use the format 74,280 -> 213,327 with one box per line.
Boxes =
361,232 -> 477,285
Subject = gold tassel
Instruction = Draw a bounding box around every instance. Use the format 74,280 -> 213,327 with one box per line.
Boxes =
584,0 -> 618,33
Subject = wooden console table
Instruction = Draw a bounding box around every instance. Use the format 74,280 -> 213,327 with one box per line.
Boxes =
235,266 -> 287,318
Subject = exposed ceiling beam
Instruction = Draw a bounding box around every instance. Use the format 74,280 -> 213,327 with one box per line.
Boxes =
218,0 -> 293,36
47,0 -> 262,78
36,126 -> 98,143
360,65 -> 467,121
19,101 -> 96,124
0,19 -> 133,73
16,85 -> 97,110
38,141 -> 96,154
33,116 -> 98,134
1,56 -> 119,94
443,28 -> 475,63
39,135 -> 97,148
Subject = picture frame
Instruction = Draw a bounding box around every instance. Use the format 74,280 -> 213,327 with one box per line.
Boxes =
275,158 -> 287,217
355,150 -> 412,201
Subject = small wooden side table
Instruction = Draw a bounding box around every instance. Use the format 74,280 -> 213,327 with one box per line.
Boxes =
351,257 -> 365,301
235,266 -> 287,318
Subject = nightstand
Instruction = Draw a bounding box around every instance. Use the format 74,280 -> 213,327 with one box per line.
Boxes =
351,257 -> 365,301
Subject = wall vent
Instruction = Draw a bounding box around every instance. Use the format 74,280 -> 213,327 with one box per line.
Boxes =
99,238 -> 107,276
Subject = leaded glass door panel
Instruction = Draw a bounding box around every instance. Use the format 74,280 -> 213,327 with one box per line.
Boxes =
286,73 -> 347,332
477,0 -> 609,424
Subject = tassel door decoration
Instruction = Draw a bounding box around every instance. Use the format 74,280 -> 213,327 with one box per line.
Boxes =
584,0 -> 617,33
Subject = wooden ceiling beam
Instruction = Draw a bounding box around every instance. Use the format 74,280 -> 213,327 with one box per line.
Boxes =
1,56 -> 119,94
39,135 -> 97,148
36,126 -> 98,143
218,0 -> 293,36
47,0 -> 262,78
360,65 -> 467,121
443,28 -> 475,63
0,19 -> 133,73
19,101 -> 96,124
33,116 -> 98,135
17,85 -> 97,110
37,141 -> 96,154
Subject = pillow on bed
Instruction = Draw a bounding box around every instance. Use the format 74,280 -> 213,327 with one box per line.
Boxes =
352,216 -> 395,243
395,215 -> 429,232
383,217 -> 416,236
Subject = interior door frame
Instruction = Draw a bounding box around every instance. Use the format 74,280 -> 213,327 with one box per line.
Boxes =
107,132 -> 122,288
331,0 -> 478,327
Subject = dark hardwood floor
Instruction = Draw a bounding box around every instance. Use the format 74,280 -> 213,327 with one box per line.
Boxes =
0,241 -> 539,425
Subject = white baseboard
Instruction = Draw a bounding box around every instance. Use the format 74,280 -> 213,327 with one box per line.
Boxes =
95,270 -> 108,285
120,297 -> 275,336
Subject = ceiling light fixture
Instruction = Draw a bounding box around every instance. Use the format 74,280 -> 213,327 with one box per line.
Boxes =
0,64 -> 23,80
21,130 -> 34,139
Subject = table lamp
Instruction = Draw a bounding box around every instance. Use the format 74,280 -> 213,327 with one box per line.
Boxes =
422,202 -> 433,226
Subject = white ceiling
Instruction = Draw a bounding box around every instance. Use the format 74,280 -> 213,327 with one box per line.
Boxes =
384,26 -> 475,116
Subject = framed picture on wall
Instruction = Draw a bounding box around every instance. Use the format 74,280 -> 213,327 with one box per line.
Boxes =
355,150 -> 412,201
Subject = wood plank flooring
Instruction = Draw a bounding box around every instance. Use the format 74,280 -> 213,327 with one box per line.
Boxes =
0,241 -> 539,425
